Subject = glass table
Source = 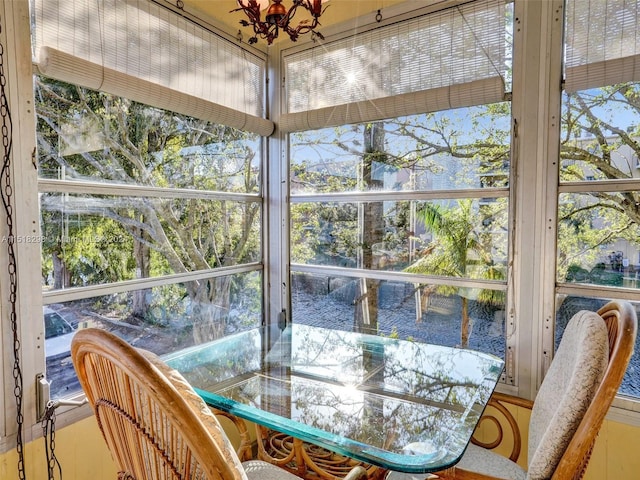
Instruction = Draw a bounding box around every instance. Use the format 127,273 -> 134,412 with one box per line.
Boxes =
166,324 -> 504,477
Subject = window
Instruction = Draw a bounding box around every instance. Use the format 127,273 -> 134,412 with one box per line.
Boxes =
289,107 -> 511,357
557,0 -> 640,402
36,78 -> 264,399
32,0 -> 268,401
0,0 -> 633,447
284,0 -> 514,379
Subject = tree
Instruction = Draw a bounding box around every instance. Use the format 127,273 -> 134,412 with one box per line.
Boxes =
354,122 -> 386,334
290,83 -> 640,342
36,77 -> 261,341
404,200 -> 506,348
557,84 -> 640,280
289,105 -> 511,340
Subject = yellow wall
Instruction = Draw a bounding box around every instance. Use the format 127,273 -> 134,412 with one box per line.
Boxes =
474,401 -> 640,479
0,417 -> 117,480
1,409 -> 639,479
586,419 -> 640,479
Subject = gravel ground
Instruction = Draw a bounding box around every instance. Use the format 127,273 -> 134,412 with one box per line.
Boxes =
293,284 -> 505,356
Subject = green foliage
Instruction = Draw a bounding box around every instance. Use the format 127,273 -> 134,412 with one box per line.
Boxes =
407,201 -> 506,283
405,198 -> 506,343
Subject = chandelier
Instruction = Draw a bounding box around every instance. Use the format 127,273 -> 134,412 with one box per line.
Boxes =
232,0 -> 329,45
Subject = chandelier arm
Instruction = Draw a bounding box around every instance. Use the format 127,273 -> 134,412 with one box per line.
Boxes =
231,7 -> 258,28
285,17 -> 320,41
277,2 -> 299,28
281,1 -> 321,41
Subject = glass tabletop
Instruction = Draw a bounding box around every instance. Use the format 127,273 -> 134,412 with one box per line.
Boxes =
166,324 -> 504,473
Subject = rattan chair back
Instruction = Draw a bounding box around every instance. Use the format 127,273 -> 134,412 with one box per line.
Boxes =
71,328 -> 248,480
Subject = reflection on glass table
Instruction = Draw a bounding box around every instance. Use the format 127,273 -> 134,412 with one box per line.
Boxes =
166,324 -> 504,475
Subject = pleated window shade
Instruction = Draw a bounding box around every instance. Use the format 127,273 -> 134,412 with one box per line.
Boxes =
565,0 -> 640,93
281,0 -> 508,133
32,0 -> 273,136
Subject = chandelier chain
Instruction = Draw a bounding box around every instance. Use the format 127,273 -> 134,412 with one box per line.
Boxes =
42,401 -> 63,479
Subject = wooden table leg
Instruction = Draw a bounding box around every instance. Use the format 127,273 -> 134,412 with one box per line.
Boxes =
255,424 -> 386,480
212,409 -> 254,461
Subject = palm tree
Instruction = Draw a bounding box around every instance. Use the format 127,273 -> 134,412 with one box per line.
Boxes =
405,199 -> 505,347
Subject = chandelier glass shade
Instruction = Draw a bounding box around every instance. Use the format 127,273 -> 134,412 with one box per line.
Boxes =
233,0 -> 329,45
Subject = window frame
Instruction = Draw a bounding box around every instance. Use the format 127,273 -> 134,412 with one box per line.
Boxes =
552,0 -> 640,415
34,86 -> 269,407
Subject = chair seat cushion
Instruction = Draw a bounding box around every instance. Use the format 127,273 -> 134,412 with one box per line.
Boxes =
454,444 -> 527,480
242,460 -> 305,480
385,444 -> 526,480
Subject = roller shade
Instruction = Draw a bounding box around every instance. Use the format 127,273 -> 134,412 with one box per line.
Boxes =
282,0 -> 508,128
279,76 -> 505,132
565,0 -> 640,92
33,0 -> 273,135
37,47 -> 275,137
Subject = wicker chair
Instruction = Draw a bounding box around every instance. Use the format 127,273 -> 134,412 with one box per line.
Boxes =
387,300 -> 637,480
71,328 -> 367,480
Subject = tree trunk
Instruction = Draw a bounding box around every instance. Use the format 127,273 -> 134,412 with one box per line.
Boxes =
355,122 -> 386,335
191,276 -> 231,343
132,226 -> 151,319
461,297 -> 470,347
416,285 -> 436,323
52,249 -> 71,289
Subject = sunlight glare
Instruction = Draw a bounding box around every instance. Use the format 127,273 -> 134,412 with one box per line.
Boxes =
345,71 -> 358,85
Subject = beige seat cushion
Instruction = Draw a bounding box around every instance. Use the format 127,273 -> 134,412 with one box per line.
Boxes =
386,442 -> 527,480
454,443 -> 526,480
242,460 -> 305,480
526,310 -> 608,479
